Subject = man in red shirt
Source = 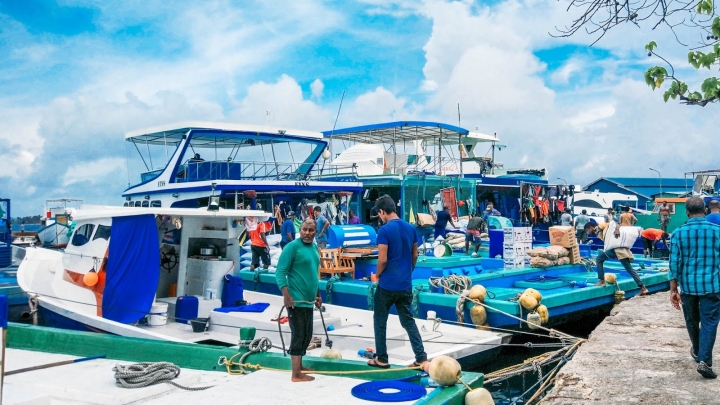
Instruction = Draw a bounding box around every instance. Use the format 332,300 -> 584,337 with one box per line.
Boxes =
249,221 -> 270,271
641,228 -> 669,258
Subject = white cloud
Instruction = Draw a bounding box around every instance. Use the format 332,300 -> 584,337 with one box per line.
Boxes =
62,157 -> 126,186
562,104 -> 616,132
228,75 -> 332,130
551,59 -> 584,85
310,79 -> 324,99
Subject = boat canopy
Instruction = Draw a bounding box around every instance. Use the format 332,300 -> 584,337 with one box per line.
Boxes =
125,121 -> 323,147
322,121 -> 498,145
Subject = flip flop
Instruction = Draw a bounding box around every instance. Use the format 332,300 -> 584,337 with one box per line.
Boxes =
409,361 -> 427,368
367,358 -> 390,369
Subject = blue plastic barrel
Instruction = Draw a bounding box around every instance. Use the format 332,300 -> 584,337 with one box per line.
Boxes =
175,296 -> 199,324
489,229 -> 505,259
327,225 -> 377,248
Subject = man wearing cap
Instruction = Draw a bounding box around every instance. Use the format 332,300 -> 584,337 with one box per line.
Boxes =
280,211 -> 296,250
482,204 -> 501,222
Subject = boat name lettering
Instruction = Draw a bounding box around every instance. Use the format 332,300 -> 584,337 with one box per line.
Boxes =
295,181 -> 310,187
158,181 -> 166,187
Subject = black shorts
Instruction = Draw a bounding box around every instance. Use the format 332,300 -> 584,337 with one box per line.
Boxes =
251,245 -> 270,266
642,237 -> 655,250
287,307 -> 314,356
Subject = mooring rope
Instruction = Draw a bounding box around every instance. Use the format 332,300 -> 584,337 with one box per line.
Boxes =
113,362 -> 214,391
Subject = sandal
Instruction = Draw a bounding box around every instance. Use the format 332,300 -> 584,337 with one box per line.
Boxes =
409,360 -> 427,368
367,358 -> 390,369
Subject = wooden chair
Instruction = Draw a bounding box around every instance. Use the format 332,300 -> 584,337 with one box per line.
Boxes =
318,248 -> 355,279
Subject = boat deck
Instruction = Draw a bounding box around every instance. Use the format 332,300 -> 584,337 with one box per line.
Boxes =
135,290 -> 507,366
3,348 -> 423,405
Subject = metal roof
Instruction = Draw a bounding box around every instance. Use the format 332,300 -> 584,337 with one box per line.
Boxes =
322,121 -> 498,145
124,121 -> 323,146
583,177 -> 694,199
602,177 -> 693,188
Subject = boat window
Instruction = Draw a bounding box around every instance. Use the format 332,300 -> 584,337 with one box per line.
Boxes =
93,225 -> 111,241
141,200 -> 150,207
71,224 -> 95,247
150,200 -> 161,207
134,201 -> 142,207
123,202 -> 129,207
573,199 -> 603,209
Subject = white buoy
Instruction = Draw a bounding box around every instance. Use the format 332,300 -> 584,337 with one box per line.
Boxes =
465,387 -> 495,405
428,355 -> 462,386
321,349 -> 342,359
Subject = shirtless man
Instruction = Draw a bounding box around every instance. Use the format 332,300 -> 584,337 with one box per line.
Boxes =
619,206 -> 637,227
659,201 -> 671,233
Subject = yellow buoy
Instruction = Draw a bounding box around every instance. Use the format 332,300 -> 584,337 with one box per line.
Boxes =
518,293 -> 538,310
614,290 -> 625,305
476,323 -> 491,331
428,355 -> 462,386
470,305 -> 487,326
527,312 -> 542,329
465,387 -> 495,405
605,273 -> 617,284
524,288 -> 542,302
468,285 -> 487,303
320,349 -> 342,359
536,305 -> 549,324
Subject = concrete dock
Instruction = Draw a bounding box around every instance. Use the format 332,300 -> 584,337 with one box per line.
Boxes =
541,291 -> 720,405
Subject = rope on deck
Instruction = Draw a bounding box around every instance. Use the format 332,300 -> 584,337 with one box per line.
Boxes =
113,362 -> 214,391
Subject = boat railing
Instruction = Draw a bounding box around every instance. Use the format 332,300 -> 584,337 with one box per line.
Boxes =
164,160 -> 358,183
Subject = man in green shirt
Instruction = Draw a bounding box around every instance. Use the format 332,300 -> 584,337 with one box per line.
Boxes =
275,219 -> 321,382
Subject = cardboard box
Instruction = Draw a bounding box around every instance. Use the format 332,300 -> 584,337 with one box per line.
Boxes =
548,226 -> 577,248
416,213 -> 435,227
503,228 -> 514,243
504,258 -> 516,269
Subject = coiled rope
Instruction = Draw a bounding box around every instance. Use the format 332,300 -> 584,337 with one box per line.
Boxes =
411,284 -> 425,317
221,337 -> 274,375
252,268 -> 268,291
367,283 -> 377,310
325,275 -> 339,305
113,362 -> 213,391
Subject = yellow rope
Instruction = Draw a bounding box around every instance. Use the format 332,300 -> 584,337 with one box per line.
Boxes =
221,351 -> 422,376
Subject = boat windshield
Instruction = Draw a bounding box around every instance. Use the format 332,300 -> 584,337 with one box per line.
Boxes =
125,126 -> 344,186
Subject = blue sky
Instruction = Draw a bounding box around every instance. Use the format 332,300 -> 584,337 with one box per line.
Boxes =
0,0 -> 715,216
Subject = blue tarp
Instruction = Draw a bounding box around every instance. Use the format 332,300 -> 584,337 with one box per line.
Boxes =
103,214 -> 160,324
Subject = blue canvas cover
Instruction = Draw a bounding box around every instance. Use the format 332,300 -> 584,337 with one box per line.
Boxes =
103,214 -> 160,324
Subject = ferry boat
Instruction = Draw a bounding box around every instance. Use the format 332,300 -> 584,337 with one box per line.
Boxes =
121,122 -> 363,225
16,205 -> 509,367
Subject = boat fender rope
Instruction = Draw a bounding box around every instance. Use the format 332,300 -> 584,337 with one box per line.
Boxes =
367,283 -> 378,311
325,275 -> 339,305
113,362 -> 213,391
28,295 -> 39,326
455,289 -> 470,324
253,268 -> 268,291
411,284 -> 425,318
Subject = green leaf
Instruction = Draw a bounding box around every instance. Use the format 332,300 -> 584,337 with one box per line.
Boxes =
645,41 -> 658,52
712,17 -> 720,38
663,91 -> 671,102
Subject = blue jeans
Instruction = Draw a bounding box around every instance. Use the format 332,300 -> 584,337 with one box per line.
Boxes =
681,293 -> 720,366
596,249 -> 644,288
373,286 -> 427,364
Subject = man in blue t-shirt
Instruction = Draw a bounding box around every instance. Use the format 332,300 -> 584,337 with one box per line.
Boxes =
433,206 -> 457,240
314,206 -> 330,249
280,211 -> 296,249
367,195 -> 427,369
707,200 -> 720,225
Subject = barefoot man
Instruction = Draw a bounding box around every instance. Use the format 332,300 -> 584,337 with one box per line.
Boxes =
275,219 -> 322,382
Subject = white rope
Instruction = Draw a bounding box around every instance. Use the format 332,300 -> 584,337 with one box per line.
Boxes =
113,362 -> 214,391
